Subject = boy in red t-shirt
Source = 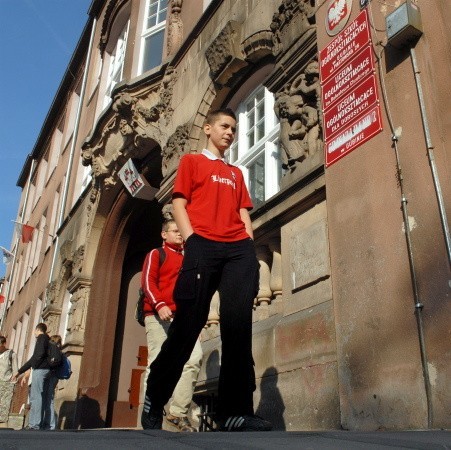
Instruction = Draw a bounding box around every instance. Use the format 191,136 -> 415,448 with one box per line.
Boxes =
142,108 -> 272,432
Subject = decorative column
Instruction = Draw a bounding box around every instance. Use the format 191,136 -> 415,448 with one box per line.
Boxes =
204,291 -> 220,340
268,237 -> 283,314
255,245 -> 273,320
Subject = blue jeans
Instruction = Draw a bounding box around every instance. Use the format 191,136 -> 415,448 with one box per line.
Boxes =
28,369 -> 52,429
49,374 -> 59,429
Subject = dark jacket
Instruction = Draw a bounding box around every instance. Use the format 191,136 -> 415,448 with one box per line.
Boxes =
18,333 -> 50,373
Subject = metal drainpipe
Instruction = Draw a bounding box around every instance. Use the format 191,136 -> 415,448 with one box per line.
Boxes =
392,136 -> 433,429
410,47 -> 451,267
45,17 -> 97,306
0,159 -> 37,331
376,44 -> 433,428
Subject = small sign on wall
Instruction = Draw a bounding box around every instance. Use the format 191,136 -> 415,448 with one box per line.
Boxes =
118,159 -> 158,200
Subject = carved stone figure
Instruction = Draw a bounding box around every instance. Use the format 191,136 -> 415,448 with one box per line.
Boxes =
66,284 -> 90,344
82,65 -> 178,190
274,60 -> 322,171
167,0 -> 184,56
205,21 -> 246,86
162,124 -> 191,177
270,0 -> 316,55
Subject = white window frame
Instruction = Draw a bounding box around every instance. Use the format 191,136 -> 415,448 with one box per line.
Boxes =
139,0 -> 167,74
104,21 -> 130,109
227,86 -> 282,207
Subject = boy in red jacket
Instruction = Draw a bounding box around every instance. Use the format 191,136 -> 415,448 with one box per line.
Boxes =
142,108 -> 272,432
141,219 -> 202,432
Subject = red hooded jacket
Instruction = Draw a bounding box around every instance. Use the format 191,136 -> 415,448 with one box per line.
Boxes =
141,241 -> 183,316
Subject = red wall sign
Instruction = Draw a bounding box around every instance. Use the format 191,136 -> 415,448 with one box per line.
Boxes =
325,104 -> 383,166
321,44 -> 374,110
323,74 -> 378,140
320,9 -> 370,82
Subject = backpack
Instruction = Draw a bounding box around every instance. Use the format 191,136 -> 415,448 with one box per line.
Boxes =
47,341 -> 63,368
135,247 -> 166,327
54,354 -> 72,380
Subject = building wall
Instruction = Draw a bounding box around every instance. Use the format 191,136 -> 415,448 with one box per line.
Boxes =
1,0 -> 449,431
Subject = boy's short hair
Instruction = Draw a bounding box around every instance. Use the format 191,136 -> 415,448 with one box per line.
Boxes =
206,108 -> 236,124
162,219 -> 176,232
36,323 -> 47,333
0,336 -> 6,345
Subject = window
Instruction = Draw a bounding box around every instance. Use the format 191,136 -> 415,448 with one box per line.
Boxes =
140,0 -> 167,74
104,22 -> 130,108
227,86 -> 282,208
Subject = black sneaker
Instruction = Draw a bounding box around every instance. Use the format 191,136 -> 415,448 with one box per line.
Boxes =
218,415 -> 272,431
141,396 -> 164,430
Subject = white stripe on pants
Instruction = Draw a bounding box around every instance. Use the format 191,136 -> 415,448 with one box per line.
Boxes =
144,314 -> 203,417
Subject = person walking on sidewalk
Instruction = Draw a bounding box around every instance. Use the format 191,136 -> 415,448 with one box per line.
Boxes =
0,335 -> 18,425
141,219 -> 202,432
141,108 -> 272,432
12,323 -> 52,430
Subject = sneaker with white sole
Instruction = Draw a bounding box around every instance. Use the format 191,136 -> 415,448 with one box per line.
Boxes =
218,415 -> 272,432
141,395 -> 164,430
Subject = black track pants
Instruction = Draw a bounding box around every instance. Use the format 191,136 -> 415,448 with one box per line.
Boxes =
145,233 -> 259,419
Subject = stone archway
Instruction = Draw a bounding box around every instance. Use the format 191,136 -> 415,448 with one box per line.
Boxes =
73,188 -> 163,428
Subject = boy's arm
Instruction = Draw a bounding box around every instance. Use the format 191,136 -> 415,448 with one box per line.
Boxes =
142,250 -> 166,311
240,208 -> 254,239
172,196 -> 194,241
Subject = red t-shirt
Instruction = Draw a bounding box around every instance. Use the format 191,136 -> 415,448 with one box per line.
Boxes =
173,151 -> 253,242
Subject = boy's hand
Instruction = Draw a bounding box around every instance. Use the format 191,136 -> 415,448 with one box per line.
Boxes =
158,306 -> 173,321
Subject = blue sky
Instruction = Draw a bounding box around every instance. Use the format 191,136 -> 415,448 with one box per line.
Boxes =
0,0 -> 91,277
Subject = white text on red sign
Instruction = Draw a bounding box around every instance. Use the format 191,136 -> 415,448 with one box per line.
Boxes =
319,9 -> 370,82
325,104 -> 383,166
321,44 -> 374,110
324,74 -> 378,139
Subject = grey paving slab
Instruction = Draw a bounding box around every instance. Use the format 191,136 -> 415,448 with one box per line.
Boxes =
0,429 -> 449,450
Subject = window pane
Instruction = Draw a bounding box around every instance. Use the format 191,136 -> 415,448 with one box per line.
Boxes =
158,8 -> 167,23
256,100 -> 264,122
248,153 -> 265,207
256,120 -> 264,142
142,29 -> 164,72
247,129 -> 255,148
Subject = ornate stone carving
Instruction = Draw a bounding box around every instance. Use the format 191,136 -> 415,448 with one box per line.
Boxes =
205,21 -> 247,86
159,67 -> 178,124
66,282 -> 91,345
44,241 -> 74,311
167,0 -> 184,56
162,203 -> 174,220
274,59 -> 322,171
72,245 -> 85,274
241,30 -> 274,63
162,124 -> 191,177
82,93 -> 155,189
270,0 -> 316,55
99,0 -> 129,56
46,281 -> 58,307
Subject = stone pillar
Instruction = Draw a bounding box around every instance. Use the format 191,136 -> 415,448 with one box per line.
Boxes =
207,291 -> 220,327
255,245 -> 272,320
268,237 -> 283,314
203,291 -> 220,340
